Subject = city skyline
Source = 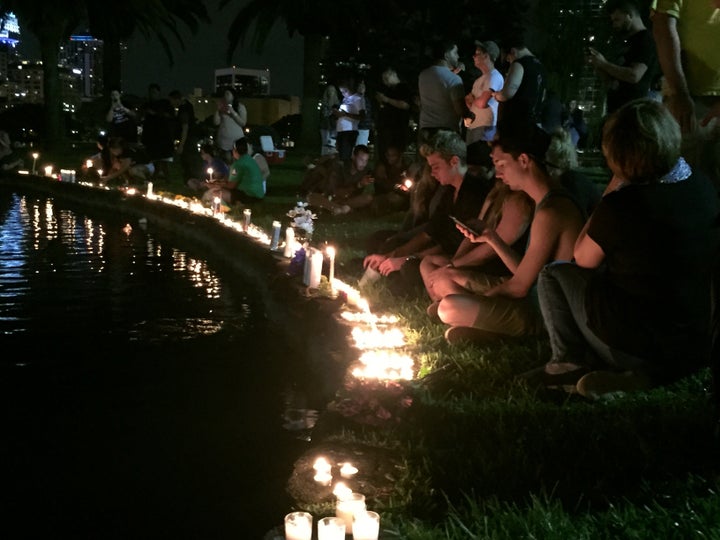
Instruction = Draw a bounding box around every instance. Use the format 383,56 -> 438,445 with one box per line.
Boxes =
16,5 -> 305,99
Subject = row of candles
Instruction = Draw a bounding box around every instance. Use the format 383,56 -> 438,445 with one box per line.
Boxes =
284,457 -> 380,539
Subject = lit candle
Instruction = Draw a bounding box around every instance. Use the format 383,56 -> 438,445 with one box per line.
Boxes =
339,462 -> 358,478
317,516 -> 346,540
212,196 -> 221,214
326,246 -> 336,295
44,165 -> 53,177
313,470 -> 332,486
85,159 -> 93,169
352,510 -> 380,540
335,492 -> 366,534
404,178 -> 413,190
147,181 -> 154,198
243,208 -> 251,232
308,248 -> 323,289
270,220 -> 281,250
284,511 -> 313,540
283,227 -> 295,258
32,152 -> 39,175
313,456 -> 332,474
333,482 -> 352,500
207,167 -> 213,183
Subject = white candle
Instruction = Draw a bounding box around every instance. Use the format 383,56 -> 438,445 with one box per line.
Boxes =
283,227 -> 296,258
44,165 -> 53,177
271,220 -> 281,250
336,492 -> 366,534
212,196 -> 221,214
318,516 -> 346,540
352,510 -> 380,540
340,462 -> 358,478
147,181 -> 154,198
313,456 -> 332,473
243,208 -> 252,232
207,167 -> 213,182
32,152 -> 39,175
284,511 -> 313,540
85,159 -> 93,169
303,247 -> 313,286
326,246 -> 336,294
308,248 -> 323,289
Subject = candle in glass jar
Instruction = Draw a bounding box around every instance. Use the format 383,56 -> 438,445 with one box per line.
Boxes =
284,511 -> 313,540
308,248 -> 323,289
270,220 -> 281,250
335,492 -> 366,534
44,165 -> 53,177
146,181 -> 153,198
283,227 -> 295,258
339,462 -> 358,478
318,516 -> 346,540
326,246 -> 336,294
352,510 -> 380,540
242,208 -> 252,232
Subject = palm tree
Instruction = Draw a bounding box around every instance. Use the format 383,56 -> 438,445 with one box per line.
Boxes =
86,0 -> 210,95
2,1 -> 209,151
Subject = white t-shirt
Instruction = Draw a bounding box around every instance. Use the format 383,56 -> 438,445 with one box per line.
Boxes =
466,68 -> 504,144
336,93 -> 364,133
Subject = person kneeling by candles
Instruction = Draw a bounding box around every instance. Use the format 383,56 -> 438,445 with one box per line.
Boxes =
202,137 -> 265,206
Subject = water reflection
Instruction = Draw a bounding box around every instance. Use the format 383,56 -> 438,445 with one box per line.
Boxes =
0,188 -> 306,538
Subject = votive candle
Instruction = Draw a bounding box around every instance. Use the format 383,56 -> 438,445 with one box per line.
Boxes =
318,516 -> 346,540
308,248 -> 323,289
340,462 -> 358,478
44,165 -> 53,177
352,510 -> 380,540
284,511 -> 313,540
336,492 -> 366,534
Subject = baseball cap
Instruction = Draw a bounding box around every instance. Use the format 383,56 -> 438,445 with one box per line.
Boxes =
475,40 -> 500,63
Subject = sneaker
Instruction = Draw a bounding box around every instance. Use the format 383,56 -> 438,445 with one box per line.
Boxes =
444,326 -> 505,345
518,362 -> 590,392
575,370 -> 652,400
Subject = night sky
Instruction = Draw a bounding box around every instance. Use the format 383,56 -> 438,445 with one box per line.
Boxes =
16,0 -> 305,99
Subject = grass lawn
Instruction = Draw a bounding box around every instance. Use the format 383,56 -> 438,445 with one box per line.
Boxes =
45,142 -> 720,538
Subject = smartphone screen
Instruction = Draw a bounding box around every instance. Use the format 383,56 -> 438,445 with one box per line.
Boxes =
449,215 -> 482,236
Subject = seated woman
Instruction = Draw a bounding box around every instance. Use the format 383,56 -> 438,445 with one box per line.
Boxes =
202,137 -> 265,205
186,143 -> 230,192
420,178 -> 534,315
98,136 -> 154,186
528,98 -> 720,399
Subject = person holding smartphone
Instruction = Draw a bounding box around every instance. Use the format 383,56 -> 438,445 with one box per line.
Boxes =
106,88 -> 138,144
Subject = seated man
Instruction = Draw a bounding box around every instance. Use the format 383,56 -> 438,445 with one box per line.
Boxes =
368,144 -> 414,215
363,130 -> 492,297
435,124 -> 586,343
301,144 -> 376,215
203,137 -> 265,205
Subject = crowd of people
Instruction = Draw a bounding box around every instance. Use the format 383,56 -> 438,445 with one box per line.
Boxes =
30,0 -> 720,402
303,0 -> 720,402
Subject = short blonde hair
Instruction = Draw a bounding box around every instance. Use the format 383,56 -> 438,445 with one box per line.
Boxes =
602,98 -> 681,184
545,127 -> 578,176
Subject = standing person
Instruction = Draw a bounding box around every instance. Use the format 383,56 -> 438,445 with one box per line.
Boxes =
356,79 -> 373,146
492,37 -> 547,137
169,90 -> 202,182
375,67 -> 412,158
417,40 -> 475,147
464,40 -> 504,171
650,0 -> 720,189
105,88 -> 138,144
587,0 -> 658,116
139,83 -> 175,180
527,99 -> 720,399
213,86 -> 247,164
332,77 -> 365,162
203,137 -> 264,205
319,82 -> 340,155
434,124 -> 586,344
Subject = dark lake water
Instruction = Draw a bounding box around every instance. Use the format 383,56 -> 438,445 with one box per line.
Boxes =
0,187 -> 313,539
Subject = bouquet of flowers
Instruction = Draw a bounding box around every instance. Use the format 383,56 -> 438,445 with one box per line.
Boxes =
287,201 -> 316,236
